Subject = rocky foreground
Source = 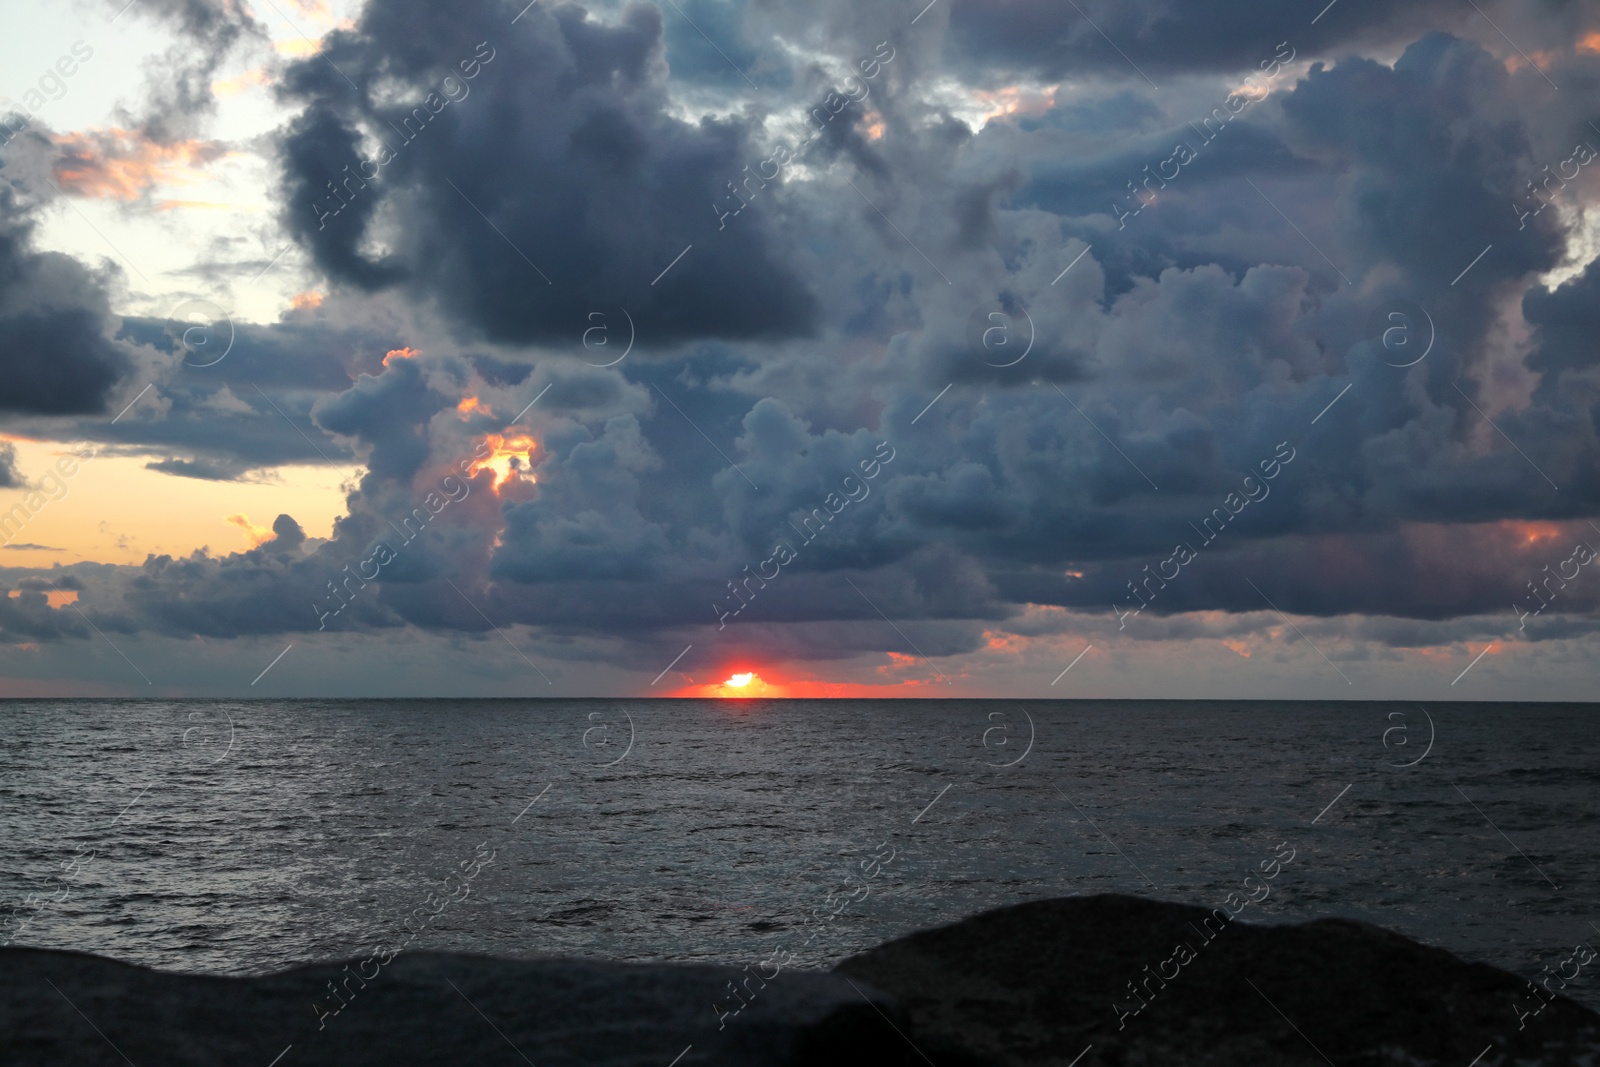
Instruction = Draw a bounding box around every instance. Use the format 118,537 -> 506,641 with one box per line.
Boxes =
3,895 -> 1596,1066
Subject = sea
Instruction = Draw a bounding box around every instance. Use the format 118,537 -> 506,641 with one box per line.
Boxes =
2,699 -> 1597,1010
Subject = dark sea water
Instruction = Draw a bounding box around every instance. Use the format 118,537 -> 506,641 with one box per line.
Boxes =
2,699 -> 1597,1010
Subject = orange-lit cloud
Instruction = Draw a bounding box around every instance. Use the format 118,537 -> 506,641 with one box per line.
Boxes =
972,84 -> 1059,126
1506,49 -> 1559,73
982,630 -> 1026,656
875,651 -> 918,676
382,347 -> 421,366
1501,520 -> 1567,547
457,395 -> 492,419
290,291 -> 324,311
468,432 -> 538,491
53,130 -> 228,200
1580,31 -> 1600,55
226,512 -> 274,547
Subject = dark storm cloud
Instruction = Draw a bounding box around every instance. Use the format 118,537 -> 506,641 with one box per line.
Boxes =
1276,34 -> 1564,290
650,16 -> 1598,637
943,0 -> 1516,80
1525,257 -> 1600,378
716,398 -> 918,569
278,103 -> 404,288
275,0 -> 816,346
490,413 -> 669,583
469,353 -> 535,388
17,574 -> 83,592
73,376 -> 359,472
0,587 -> 93,641
762,25 -> 1599,629
55,313 -> 429,473
994,31 -> 1566,312
1019,521 -> 1600,624
39,349 -> 624,642
1016,118 -> 1305,223
11,0 -> 1600,675
0,174 -> 130,415
668,616 -> 985,670
144,457 -> 252,480
120,516 -> 389,640
0,308 -> 128,415
314,357 -> 449,481
855,336 -> 1593,629
1021,92 -> 1163,136
114,314 -> 379,391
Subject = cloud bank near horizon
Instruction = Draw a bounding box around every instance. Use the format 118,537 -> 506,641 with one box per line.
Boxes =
1,0 -> 1599,696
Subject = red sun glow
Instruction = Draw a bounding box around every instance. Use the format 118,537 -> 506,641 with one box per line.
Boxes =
668,670 -> 948,698
670,671 -> 778,698
664,657 -> 964,698
469,431 -> 537,491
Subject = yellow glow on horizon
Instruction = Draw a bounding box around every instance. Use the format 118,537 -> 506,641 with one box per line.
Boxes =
0,438 -> 358,565
725,672 -> 754,687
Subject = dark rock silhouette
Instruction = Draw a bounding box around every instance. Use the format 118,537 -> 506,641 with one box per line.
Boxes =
836,894 -> 1600,1065
0,948 -> 910,1066
3,896 -> 1596,1065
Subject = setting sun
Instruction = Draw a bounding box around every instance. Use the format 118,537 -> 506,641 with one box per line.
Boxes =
666,668 -> 953,698
682,671 -> 776,698
715,671 -> 767,697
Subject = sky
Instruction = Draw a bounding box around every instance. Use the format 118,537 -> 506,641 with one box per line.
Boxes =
0,0 -> 1598,699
